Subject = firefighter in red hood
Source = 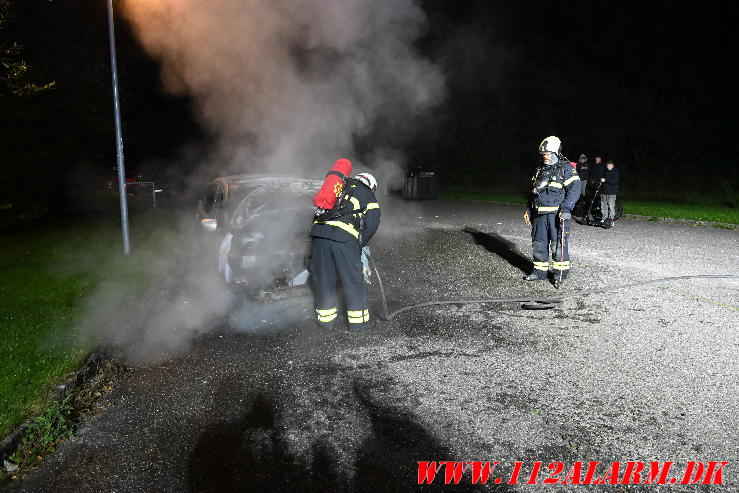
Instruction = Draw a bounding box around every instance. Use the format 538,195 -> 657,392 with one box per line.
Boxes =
310,161 -> 380,331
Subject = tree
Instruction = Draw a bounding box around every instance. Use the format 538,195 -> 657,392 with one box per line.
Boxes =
0,0 -> 54,96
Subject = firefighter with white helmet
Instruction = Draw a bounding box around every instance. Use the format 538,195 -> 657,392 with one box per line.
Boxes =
523,136 -> 582,288
354,172 -> 377,191
310,164 -> 381,331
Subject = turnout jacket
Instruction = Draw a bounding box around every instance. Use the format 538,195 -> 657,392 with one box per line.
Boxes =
310,181 -> 380,246
528,157 -> 582,214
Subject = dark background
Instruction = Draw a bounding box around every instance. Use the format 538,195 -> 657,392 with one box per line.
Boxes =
1,0 -> 737,228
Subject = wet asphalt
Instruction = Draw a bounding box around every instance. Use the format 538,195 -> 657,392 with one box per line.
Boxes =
13,199 -> 739,492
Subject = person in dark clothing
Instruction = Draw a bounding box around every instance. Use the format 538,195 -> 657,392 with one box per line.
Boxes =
589,155 -> 605,188
576,153 -> 589,197
523,136 -> 582,288
310,170 -> 380,331
600,160 -> 619,228
586,155 -> 605,221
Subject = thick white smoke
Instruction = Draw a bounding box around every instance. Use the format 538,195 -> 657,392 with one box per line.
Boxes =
122,0 -> 444,176
74,1 -> 445,363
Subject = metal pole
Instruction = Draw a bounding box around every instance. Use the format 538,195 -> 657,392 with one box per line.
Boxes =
107,0 -> 131,255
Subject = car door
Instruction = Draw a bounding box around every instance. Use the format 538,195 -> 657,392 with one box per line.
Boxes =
197,181 -> 234,281
198,183 -> 225,223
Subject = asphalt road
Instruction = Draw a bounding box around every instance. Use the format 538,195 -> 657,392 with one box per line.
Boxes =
14,199 -> 739,492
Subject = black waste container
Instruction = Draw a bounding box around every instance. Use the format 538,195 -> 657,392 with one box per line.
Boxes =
402,168 -> 438,200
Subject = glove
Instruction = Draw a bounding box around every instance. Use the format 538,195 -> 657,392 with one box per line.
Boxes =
559,211 -> 571,220
363,265 -> 372,284
523,210 -> 531,226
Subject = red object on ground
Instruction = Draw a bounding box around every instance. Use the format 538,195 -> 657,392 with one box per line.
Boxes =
313,158 -> 353,209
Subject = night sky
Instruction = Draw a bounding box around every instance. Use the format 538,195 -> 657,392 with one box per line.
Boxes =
1,0 -> 737,224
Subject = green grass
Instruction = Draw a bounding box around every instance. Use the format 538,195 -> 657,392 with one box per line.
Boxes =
9,397 -> 76,467
0,210 -> 176,439
440,190 -> 738,225
620,201 -> 738,225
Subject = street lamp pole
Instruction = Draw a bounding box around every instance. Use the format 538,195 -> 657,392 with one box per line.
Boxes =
107,0 -> 131,255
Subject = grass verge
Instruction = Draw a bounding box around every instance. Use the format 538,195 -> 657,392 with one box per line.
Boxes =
619,201 -> 738,225
1,359 -> 126,483
0,209 -> 176,441
440,190 -> 738,225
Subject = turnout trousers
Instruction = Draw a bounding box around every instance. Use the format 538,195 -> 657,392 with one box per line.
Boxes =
530,212 -> 571,280
310,237 -> 370,329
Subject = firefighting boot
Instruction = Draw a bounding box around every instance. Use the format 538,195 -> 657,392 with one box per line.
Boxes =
552,270 -> 569,289
524,272 -> 547,281
315,319 -> 339,331
348,317 -> 376,333
525,261 -> 549,280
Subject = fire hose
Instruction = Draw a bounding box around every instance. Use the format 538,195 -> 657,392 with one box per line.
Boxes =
367,254 -> 737,320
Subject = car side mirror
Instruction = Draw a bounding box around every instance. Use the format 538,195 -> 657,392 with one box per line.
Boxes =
200,218 -> 217,232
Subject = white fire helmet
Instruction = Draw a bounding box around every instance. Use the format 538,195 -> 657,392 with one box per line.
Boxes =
538,135 -> 562,154
355,172 -> 377,191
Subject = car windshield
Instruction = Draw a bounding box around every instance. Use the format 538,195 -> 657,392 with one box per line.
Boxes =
231,184 -> 316,231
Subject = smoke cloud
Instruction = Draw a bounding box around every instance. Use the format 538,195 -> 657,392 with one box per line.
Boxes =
74,0 -> 444,362
122,0 -> 444,176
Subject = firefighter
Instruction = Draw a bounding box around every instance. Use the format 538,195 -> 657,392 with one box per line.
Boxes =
310,170 -> 381,331
523,136 -> 582,288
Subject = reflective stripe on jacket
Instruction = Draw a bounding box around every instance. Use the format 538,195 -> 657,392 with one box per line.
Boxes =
529,159 -> 582,214
310,182 -> 380,245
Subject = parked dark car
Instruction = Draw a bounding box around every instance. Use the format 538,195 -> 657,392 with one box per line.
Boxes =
196,175 -> 322,295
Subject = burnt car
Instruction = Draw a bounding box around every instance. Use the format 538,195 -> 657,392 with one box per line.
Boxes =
196,175 -> 322,296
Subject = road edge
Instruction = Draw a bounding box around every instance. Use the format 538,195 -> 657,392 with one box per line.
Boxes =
0,348 -> 112,464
